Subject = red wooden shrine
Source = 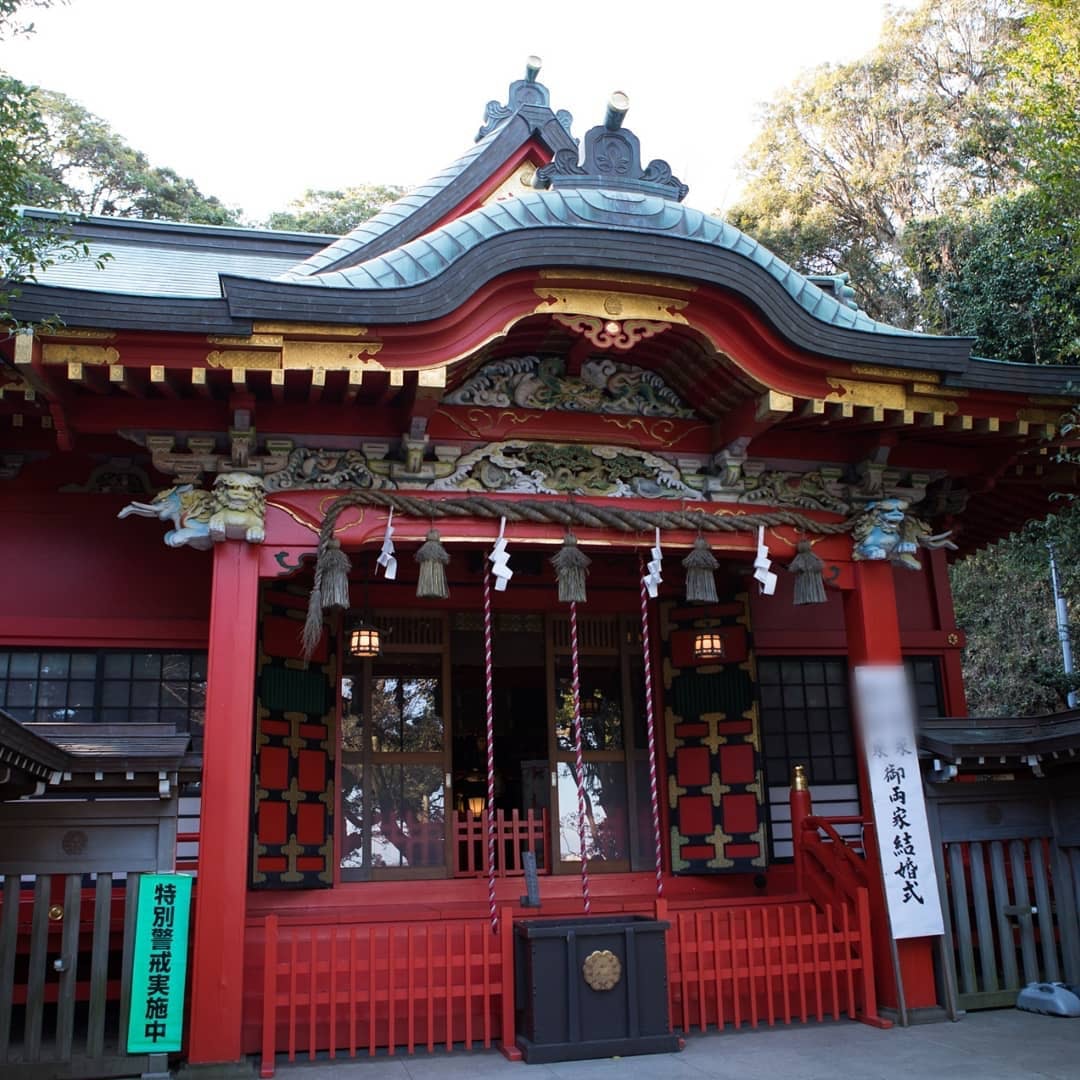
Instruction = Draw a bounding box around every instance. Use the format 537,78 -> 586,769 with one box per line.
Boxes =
1,60 -> 1078,1075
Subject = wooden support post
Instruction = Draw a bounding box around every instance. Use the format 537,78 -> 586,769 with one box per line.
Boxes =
789,765 -> 812,893
498,905 -> 521,1061
843,561 -> 939,1014
187,542 -> 261,1066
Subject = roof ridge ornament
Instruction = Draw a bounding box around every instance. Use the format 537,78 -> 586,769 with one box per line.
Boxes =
533,92 -> 689,202
476,56 -> 574,142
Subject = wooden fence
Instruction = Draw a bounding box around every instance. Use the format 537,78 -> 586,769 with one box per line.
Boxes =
258,888 -> 881,1075
259,911 -> 513,1077
662,896 -> 879,1033
453,809 -> 548,878
0,872 -> 150,1080
942,837 -> 1080,1009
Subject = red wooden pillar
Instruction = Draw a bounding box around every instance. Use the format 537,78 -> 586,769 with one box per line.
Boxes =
187,542 -> 261,1066
928,548 -> 968,717
843,560 -> 938,1012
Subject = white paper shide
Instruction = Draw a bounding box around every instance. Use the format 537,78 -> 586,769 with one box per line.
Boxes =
854,665 -> 945,939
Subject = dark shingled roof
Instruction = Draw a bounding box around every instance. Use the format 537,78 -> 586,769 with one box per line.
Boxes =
919,711 -> 1080,763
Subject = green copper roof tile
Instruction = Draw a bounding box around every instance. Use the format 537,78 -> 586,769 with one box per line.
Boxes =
284,129 -> 501,280
277,188 -> 922,339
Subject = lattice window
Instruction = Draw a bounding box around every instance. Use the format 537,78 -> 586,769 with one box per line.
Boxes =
905,657 -> 945,718
375,613 -> 446,648
551,614 -> 621,652
0,649 -> 207,737
759,658 -> 857,788
759,657 -> 861,860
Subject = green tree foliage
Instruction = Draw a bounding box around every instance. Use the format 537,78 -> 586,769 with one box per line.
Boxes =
903,3 -> 1080,361
16,90 -> 240,223
0,1 -> 91,322
1004,0 -> 1080,217
904,191 -> 1080,362
267,185 -> 406,235
728,0 -> 1025,326
951,508 -> 1080,715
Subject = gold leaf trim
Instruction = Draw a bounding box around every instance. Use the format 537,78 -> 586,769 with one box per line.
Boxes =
534,288 -> 688,324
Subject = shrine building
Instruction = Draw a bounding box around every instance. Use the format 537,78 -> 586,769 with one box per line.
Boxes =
2,60 -> 1080,1078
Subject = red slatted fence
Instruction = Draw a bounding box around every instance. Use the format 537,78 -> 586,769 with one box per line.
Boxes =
453,809 -> 548,878
661,894 -> 880,1033
258,886 -> 882,1074
259,909 -> 515,1077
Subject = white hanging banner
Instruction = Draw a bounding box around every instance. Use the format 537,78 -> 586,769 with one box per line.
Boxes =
376,509 -> 397,579
644,527 -> 663,598
489,517 -> 513,591
853,665 -> 944,939
753,525 -> 777,595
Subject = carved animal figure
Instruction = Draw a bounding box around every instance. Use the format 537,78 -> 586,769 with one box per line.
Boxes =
851,497 -> 956,570
118,473 -> 266,548
896,514 -> 958,570
117,485 -> 216,549
851,498 -> 909,562
208,472 -> 266,543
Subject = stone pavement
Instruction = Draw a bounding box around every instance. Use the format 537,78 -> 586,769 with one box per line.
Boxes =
259,1008 -> 1079,1080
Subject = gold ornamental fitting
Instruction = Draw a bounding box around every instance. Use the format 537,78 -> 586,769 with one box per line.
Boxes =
792,764 -> 809,792
48,905 -> 64,922
582,949 -> 622,992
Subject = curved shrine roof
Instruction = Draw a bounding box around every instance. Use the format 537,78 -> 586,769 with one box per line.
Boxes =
9,62 -> 1080,396
273,187 -> 920,341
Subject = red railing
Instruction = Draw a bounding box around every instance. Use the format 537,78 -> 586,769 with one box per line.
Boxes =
788,787 -> 883,1029
798,815 -> 870,911
257,891 -> 884,1073
259,909 -> 515,1077
452,809 -> 548,878
661,895 -> 880,1033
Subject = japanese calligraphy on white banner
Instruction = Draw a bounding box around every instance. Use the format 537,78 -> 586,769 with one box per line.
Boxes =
853,665 -> 944,939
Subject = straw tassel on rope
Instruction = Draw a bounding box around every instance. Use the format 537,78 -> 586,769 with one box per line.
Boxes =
682,535 -> 719,604
788,539 -> 827,605
302,537 -> 352,657
551,531 -> 591,603
416,528 -> 450,599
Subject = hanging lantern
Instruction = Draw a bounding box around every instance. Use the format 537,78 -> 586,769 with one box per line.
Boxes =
788,539 -> 827,605
347,618 -> 382,659
682,535 -> 719,604
466,795 -> 486,817
551,531 -> 591,603
694,631 -> 726,660
416,528 -> 450,599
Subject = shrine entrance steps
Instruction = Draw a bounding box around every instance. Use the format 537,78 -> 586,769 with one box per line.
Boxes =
253,893 -> 881,1076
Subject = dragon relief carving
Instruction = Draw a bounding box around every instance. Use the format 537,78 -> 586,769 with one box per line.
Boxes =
737,468 -> 851,515
264,447 -> 393,492
443,354 -> 693,418
430,440 -> 697,498
118,473 -> 266,549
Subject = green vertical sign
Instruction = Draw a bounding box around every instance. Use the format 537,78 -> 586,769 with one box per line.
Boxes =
126,873 -> 193,1053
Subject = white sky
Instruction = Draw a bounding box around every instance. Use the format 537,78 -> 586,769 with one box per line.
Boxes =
2,0 -> 915,226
